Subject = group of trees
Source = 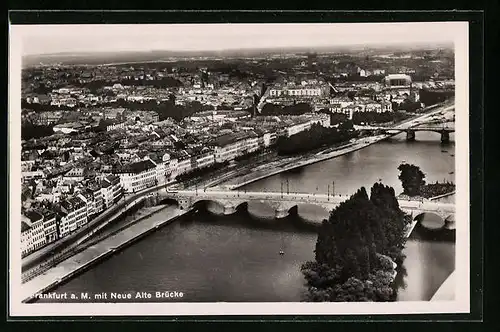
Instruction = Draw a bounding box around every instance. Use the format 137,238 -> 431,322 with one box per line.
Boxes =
259,102 -> 313,116
420,181 -> 456,199
276,123 -> 358,156
301,183 -> 408,302
398,163 -> 427,196
394,100 -> 423,113
175,161 -> 230,183
398,163 -> 455,198
317,110 -> 348,126
352,111 -> 412,125
419,89 -> 454,107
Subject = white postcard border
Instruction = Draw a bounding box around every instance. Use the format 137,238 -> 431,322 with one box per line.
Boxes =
9,21 -> 470,317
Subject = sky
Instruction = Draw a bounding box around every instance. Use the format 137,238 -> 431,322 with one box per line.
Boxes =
12,22 -> 465,56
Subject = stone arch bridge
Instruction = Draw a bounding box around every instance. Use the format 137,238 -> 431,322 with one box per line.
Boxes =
362,124 -> 455,143
159,189 -> 455,224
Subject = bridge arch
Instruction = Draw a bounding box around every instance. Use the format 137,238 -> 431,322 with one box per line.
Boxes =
413,211 -> 446,230
191,199 -> 228,215
293,203 -> 331,225
245,200 -> 291,219
157,197 -> 180,207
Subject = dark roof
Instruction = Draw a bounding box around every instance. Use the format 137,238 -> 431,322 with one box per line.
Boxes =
114,159 -> 156,174
41,209 -> 56,220
21,221 -> 31,232
213,132 -> 251,147
136,150 -> 149,158
25,210 -> 43,224
105,174 -> 120,183
61,196 -> 85,211
78,189 -> 93,199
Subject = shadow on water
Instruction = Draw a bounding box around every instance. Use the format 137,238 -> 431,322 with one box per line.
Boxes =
181,203 -> 320,234
280,166 -> 304,175
394,215 -> 456,301
411,222 -> 456,243
158,198 -> 179,206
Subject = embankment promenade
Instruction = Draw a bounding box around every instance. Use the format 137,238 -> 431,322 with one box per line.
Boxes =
217,104 -> 454,190
220,134 -> 390,190
20,205 -> 187,303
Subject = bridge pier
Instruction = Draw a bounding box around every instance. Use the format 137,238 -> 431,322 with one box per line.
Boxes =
441,131 -> 450,143
223,205 -> 236,215
275,207 -> 289,219
444,214 -> 455,230
406,130 -> 416,141
177,198 -> 192,211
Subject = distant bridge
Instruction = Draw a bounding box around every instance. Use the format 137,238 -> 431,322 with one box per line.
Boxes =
158,189 -> 455,224
360,123 -> 455,143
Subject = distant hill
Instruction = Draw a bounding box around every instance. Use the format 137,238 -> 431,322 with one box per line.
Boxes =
22,41 -> 454,67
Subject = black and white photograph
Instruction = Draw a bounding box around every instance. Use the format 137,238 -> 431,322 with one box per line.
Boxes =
9,20 -> 470,316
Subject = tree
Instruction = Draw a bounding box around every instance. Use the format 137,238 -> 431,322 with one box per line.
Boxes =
338,120 -> 354,131
397,163 -> 426,196
302,182 -> 406,302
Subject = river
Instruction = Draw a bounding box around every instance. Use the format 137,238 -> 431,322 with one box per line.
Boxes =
38,131 -> 455,302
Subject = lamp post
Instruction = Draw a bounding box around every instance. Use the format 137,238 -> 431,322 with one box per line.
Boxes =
332,181 -> 335,196
327,184 -> 330,201
280,181 -> 283,198
286,178 -> 289,195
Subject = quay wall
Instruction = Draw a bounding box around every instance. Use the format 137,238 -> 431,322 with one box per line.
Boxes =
429,191 -> 456,201
22,207 -> 190,303
228,135 -> 391,190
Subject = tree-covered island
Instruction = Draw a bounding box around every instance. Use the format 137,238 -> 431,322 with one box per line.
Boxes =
398,163 -> 455,199
301,182 -> 410,302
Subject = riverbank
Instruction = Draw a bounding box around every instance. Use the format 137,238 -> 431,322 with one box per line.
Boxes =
220,134 -> 391,190
21,205 -> 187,303
21,202 -> 168,284
429,191 -> 456,201
219,104 -> 455,190
404,218 -> 420,239
21,194 -> 148,271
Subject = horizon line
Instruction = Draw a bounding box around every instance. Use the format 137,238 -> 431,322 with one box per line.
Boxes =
23,41 -> 454,58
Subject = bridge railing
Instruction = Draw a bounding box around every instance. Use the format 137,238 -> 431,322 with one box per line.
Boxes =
166,190 -> 454,212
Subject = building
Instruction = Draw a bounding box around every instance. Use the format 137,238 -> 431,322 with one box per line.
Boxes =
53,122 -> 85,134
242,132 -> 260,154
384,74 -> 412,88
63,167 -> 85,182
21,215 -> 33,256
115,160 -> 157,193
22,170 -> 45,181
89,185 -> 105,215
40,209 -> 58,244
77,189 -> 98,219
212,132 -> 252,163
192,152 -> 216,170
101,174 -> 124,207
177,157 -> 192,176
269,85 -> 327,98
24,210 -> 47,252
106,120 -> 126,131
58,196 -> 88,238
